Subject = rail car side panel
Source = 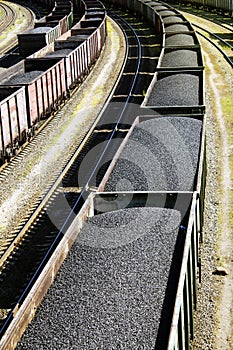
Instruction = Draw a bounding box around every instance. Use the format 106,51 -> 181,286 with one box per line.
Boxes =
28,83 -> 39,126
16,90 -> 28,140
0,88 -> 28,155
0,103 -> 11,152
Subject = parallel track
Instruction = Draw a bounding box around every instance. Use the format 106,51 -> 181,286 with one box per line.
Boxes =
0,2 -> 16,33
193,23 -> 233,67
170,3 -> 233,65
0,9 -> 161,339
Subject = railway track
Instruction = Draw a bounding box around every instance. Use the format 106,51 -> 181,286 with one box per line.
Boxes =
0,1 -> 34,57
193,23 -> 233,66
0,9 -> 161,345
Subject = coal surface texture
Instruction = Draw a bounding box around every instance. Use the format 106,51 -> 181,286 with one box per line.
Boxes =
17,207 -> 182,350
45,49 -> 73,57
4,71 -> 44,84
161,49 -> 198,67
165,33 -> 195,46
104,117 -> 202,192
166,24 -> 190,32
163,16 -> 184,24
147,73 -> 199,106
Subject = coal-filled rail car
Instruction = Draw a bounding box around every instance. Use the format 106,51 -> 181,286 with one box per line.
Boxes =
61,0 -> 205,349
16,190 -> 200,350
1,58 -> 67,128
18,0 -> 74,57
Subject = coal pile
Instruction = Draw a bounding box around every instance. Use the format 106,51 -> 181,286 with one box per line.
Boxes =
163,16 -> 184,24
165,33 -> 195,46
153,6 -> 168,11
17,207 -> 182,350
166,24 -> 190,32
45,49 -> 73,57
4,71 -> 44,84
104,117 -> 202,192
161,49 -> 198,67
27,27 -> 52,33
146,73 -> 199,106
158,10 -> 178,16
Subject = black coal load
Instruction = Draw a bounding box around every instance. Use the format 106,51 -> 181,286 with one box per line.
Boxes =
163,16 -> 185,24
104,117 -> 202,192
165,33 -> 195,46
4,72 -> 44,84
27,27 -> 52,33
153,5 -> 168,11
146,73 -> 199,106
45,49 -> 73,57
158,10 -> 178,16
166,23 -> 190,32
17,207 -> 183,350
161,49 -> 198,67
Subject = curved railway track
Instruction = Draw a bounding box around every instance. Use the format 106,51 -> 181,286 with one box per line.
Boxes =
0,9 -> 161,344
0,2 -> 16,33
0,1 -> 34,57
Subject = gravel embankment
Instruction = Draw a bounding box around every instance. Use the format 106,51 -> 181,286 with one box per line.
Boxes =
161,49 -> 198,67
190,92 -> 219,350
146,73 -> 199,106
17,207 -> 182,350
165,33 -> 195,45
104,117 -> 202,192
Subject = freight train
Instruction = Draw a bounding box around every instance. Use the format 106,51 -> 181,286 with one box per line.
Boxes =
0,0 -> 106,165
14,1 -> 206,350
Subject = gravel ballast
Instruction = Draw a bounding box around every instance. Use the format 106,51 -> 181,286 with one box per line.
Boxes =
104,117 -> 202,192
146,73 -> 200,106
17,207 -> 183,350
161,49 -> 198,67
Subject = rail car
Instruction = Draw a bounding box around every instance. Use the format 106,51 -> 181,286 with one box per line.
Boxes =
0,0 -> 107,164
